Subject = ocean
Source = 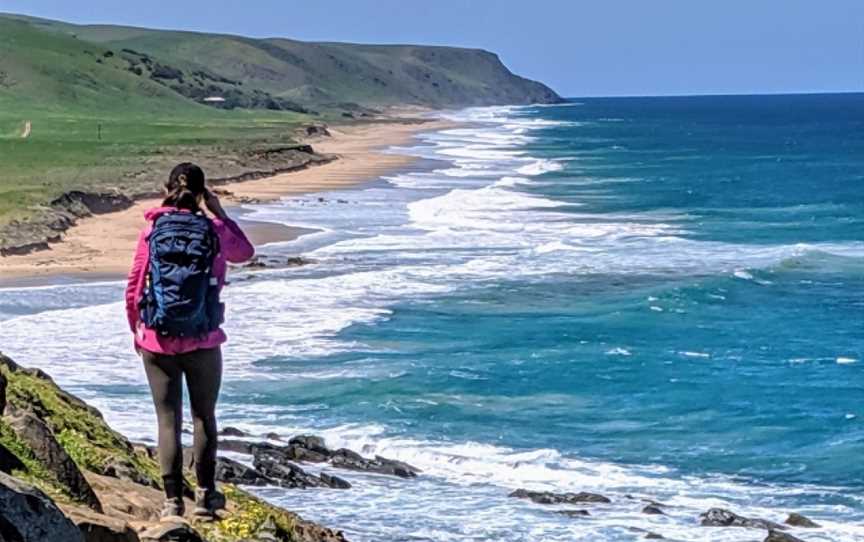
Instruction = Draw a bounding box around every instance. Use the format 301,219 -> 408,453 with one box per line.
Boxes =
1,94 -> 862,541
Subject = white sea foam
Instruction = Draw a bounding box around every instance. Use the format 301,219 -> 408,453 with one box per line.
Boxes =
492,176 -> 530,188
515,158 -> 564,176
605,348 -> 632,356
680,351 -> 711,359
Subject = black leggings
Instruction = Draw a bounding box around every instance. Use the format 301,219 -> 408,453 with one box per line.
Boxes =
141,347 -> 222,496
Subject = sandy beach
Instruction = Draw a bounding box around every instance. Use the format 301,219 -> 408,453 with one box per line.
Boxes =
0,119 -> 451,286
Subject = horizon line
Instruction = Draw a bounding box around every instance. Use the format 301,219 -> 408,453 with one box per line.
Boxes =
564,90 -> 864,99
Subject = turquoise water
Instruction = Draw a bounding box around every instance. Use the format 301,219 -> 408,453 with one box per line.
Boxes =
1,94 -> 862,541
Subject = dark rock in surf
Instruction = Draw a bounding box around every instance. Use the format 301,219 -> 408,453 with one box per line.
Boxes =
765,530 -> 806,542
784,513 -> 820,528
509,488 -> 611,505
251,437 -> 420,479
642,504 -> 665,515
219,426 -> 250,437
183,448 -> 272,486
253,457 -> 350,489
285,445 -> 330,464
220,439 -> 254,455
320,472 -> 352,489
235,255 -> 315,270
249,442 -> 287,460
627,527 -> 665,539
257,435 -> 332,463
700,507 -> 785,530
215,456 -> 274,486
329,448 -> 419,478
289,435 -> 329,455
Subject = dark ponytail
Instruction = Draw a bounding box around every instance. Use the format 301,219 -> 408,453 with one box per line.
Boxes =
163,162 -> 206,211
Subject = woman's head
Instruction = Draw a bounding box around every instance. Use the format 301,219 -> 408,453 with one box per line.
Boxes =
163,162 -> 206,211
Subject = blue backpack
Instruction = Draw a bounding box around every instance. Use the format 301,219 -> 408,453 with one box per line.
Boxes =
139,211 -> 223,337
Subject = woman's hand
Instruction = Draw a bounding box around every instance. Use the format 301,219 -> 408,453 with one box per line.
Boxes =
203,189 -> 228,220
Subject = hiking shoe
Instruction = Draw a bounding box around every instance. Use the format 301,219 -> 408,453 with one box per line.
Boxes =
159,497 -> 185,520
193,487 -> 226,517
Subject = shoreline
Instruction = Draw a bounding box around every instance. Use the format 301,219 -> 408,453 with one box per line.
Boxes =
0,117 -> 454,287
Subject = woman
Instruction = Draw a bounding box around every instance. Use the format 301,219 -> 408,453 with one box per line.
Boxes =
125,163 -> 254,518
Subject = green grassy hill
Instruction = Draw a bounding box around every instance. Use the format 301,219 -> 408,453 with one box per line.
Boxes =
1,13 -> 561,113
0,15 -> 318,228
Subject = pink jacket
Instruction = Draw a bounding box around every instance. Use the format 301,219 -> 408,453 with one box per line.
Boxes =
125,206 -> 255,355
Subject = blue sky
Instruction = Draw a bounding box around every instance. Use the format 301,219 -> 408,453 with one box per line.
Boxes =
3,0 -> 861,97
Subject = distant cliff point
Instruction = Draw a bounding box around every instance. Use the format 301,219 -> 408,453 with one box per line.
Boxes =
0,13 -> 563,112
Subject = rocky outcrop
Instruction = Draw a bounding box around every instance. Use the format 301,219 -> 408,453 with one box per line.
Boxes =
247,436 -> 420,479
184,444 -> 351,490
329,448 -> 418,479
0,191 -> 133,257
298,124 -> 332,139
0,351 -> 350,542
51,190 -> 134,217
208,146 -> 335,188
0,353 -> 156,489
234,255 -> 315,271
700,507 -> 785,530
253,456 -> 351,490
5,405 -> 103,512
0,471 -> 84,542
212,432 -> 416,489
509,488 -> 611,505
71,508 -> 140,542
213,456 -> 273,487
217,439 -> 254,455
